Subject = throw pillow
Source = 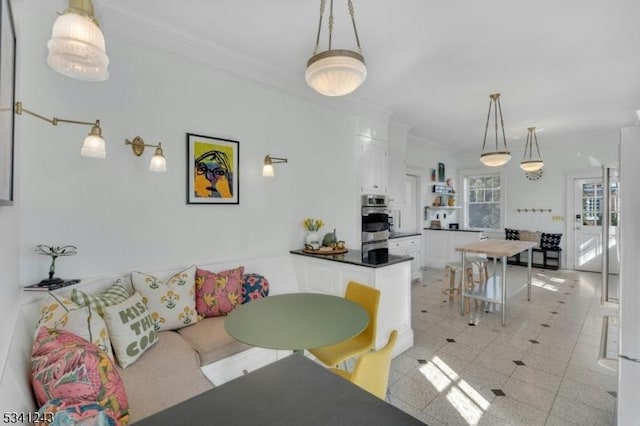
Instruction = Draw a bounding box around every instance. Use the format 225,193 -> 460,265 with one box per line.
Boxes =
131,266 -> 198,331
71,279 -> 131,317
195,266 -> 244,317
519,230 -> 541,248
36,293 -> 114,361
505,228 -> 520,240
540,233 -> 562,249
103,292 -> 158,368
241,273 -> 270,304
31,327 -> 129,425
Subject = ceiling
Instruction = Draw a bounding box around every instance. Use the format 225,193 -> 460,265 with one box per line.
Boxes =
42,0 -> 640,151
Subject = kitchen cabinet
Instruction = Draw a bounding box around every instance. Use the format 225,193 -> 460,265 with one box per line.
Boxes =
359,137 -> 388,195
387,149 -> 406,207
422,229 -> 484,269
291,254 -> 413,356
389,236 -> 421,281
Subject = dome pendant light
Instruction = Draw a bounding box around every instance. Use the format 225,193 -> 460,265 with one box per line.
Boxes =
520,127 -> 544,172
47,0 -> 110,82
305,0 -> 367,97
479,93 -> 512,167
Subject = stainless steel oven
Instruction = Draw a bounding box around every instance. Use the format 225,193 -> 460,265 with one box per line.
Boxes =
361,194 -> 389,263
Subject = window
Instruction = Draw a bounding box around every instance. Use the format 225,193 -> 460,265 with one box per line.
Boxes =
463,172 -> 503,229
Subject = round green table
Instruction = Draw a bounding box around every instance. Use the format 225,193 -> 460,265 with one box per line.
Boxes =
225,293 -> 369,354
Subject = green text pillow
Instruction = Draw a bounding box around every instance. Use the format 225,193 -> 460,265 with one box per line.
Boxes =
103,292 -> 158,368
131,266 -> 198,331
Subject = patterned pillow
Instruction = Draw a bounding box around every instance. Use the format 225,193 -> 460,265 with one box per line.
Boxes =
131,266 -> 198,331
241,273 -> 270,304
195,266 -> 244,317
540,233 -> 562,249
103,292 -> 158,368
36,293 -> 114,361
505,228 -> 520,240
37,398 -> 119,426
71,279 -> 131,317
31,327 -> 129,425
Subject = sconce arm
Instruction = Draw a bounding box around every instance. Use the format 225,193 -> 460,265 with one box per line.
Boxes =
15,101 -> 99,127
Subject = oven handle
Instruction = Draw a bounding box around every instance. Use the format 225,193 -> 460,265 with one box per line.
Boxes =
362,207 -> 388,216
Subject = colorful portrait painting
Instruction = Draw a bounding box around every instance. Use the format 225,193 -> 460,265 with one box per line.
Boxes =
187,133 -> 239,204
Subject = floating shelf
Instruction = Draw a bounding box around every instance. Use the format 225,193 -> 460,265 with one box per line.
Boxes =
426,206 -> 461,210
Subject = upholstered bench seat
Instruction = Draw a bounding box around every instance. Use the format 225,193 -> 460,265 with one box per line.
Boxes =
177,317 -> 252,366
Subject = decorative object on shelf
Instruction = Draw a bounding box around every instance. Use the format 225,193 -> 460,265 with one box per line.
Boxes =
125,136 -> 167,172
430,168 -> 436,181
447,197 -> 455,207
302,245 -> 348,255
305,0 -> 367,97
525,169 -> 544,181
516,208 -> 552,213
520,127 -> 544,172
0,0 -> 16,206
322,228 -> 338,247
47,0 -> 110,81
438,163 -> 445,182
449,223 -> 459,230
14,102 -> 106,159
479,93 -> 511,167
430,220 -> 442,229
35,244 -> 78,285
303,218 -> 325,247
187,133 -> 239,204
262,155 -> 288,177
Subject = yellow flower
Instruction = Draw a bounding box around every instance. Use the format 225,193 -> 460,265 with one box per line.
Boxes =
303,217 -> 324,231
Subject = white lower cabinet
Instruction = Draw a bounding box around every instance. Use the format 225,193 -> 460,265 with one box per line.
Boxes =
422,229 -> 484,269
292,255 -> 414,356
201,347 -> 291,385
388,236 -> 422,281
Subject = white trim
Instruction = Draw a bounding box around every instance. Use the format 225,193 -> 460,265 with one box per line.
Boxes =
458,167 -> 506,231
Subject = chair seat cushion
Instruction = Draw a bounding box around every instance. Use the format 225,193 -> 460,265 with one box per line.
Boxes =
309,334 -> 372,367
176,316 -> 251,366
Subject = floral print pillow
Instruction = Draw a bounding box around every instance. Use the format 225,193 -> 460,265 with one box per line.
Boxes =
195,266 -> 244,317
241,273 -> 270,304
131,266 -> 198,332
31,327 -> 129,425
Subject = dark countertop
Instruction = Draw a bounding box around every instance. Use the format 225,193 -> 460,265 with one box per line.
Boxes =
423,227 -> 483,233
389,232 -> 422,239
290,249 -> 412,268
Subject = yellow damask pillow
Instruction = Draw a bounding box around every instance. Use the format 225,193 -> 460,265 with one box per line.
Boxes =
131,266 -> 198,332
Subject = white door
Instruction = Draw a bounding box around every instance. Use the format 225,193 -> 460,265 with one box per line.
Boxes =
574,178 -> 603,272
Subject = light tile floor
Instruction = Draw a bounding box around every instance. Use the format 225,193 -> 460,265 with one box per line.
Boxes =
388,265 -> 618,426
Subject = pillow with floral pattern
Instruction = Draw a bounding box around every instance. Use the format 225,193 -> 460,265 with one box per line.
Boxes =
241,273 -> 270,304
195,266 -> 244,317
131,266 -> 198,332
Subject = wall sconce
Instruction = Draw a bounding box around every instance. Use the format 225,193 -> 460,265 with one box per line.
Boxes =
125,136 -> 167,173
262,155 -> 287,177
14,101 -> 106,158
47,0 -> 110,81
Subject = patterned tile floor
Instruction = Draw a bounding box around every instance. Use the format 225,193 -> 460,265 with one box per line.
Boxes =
388,265 -> 618,426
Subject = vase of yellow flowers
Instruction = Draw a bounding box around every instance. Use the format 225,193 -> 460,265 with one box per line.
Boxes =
303,218 -> 324,247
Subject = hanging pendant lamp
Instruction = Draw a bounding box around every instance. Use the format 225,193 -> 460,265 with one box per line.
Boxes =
305,0 -> 367,97
479,93 -> 511,167
520,127 -> 544,172
47,0 -> 110,82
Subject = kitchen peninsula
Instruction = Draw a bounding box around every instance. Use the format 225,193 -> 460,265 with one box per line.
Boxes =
290,249 -> 414,355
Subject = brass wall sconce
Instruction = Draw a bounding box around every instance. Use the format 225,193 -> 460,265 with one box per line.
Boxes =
125,136 -> 167,172
262,155 -> 288,177
14,101 -> 106,158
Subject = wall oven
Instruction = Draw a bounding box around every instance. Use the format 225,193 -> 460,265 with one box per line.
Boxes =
361,194 -> 389,264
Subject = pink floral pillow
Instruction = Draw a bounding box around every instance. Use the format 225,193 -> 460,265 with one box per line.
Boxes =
31,327 -> 129,425
195,266 -> 244,317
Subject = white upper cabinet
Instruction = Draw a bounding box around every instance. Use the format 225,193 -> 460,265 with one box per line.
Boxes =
388,149 -> 406,206
359,136 -> 388,195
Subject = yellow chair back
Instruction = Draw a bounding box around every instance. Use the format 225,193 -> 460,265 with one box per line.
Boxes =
344,281 -> 380,349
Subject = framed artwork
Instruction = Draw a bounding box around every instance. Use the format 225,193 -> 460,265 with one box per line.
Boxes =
0,0 -> 15,206
187,133 -> 239,204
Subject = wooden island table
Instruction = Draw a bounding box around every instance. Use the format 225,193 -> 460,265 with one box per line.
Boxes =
456,239 -> 537,326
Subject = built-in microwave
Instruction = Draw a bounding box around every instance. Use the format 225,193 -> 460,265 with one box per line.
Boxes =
361,194 -> 387,207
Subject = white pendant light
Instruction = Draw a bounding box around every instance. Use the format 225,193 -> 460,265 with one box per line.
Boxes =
47,0 -> 110,82
80,121 -> 106,159
305,0 -> 367,97
480,93 -> 511,167
520,127 -> 544,172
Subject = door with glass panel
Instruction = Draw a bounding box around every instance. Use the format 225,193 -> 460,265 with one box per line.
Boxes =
574,178 -> 603,273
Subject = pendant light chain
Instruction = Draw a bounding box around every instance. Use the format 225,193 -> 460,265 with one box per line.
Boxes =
328,0 -> 334,50
481,98 -> 492,152
313,0 -> 326,55
533,130 -> 541,158
348,0 -> 363,54
496,97 -> 507,149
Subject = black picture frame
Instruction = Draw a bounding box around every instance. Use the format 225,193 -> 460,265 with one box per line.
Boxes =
0,0 -> 15,206
186,133 -> 240,204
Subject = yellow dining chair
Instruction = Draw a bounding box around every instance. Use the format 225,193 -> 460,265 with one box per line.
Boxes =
330,329 -> 398,400
309,281 -> 380,367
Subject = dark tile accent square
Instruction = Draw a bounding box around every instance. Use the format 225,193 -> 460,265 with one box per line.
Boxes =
468,323 -> 476,326
529,339 -> 540,344
551,311 -> 559,315
421,310 -> 428,313
513,360 -> 526,366
564,292 -> 571,295
492,389 -> 506,396
422,285 -> 428,287
558,301 -> 566,304
608,391 -> 617,398
541,324 -> 551,328
446,338 -> 456,343
418,359 -> 427,364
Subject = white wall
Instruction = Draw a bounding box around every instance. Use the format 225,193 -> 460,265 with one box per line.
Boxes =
15,8 -> 384,285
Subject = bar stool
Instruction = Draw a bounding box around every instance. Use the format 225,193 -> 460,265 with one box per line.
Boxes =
464,256 -> 490,286
443,261 -> 475,312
